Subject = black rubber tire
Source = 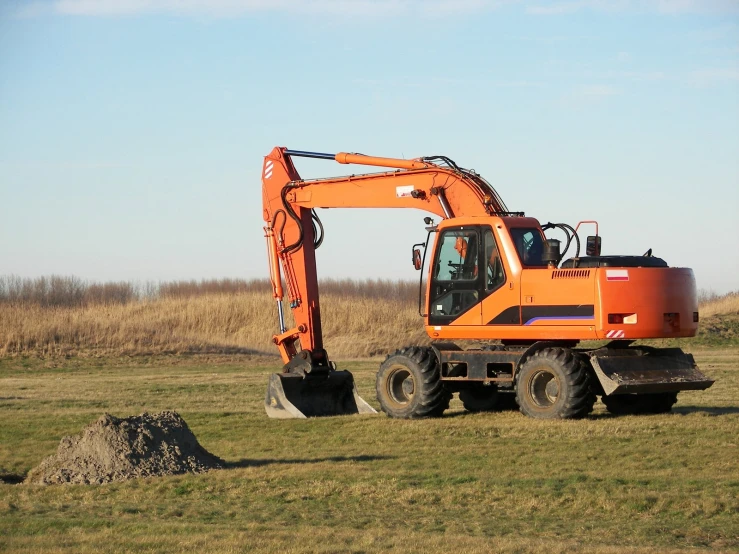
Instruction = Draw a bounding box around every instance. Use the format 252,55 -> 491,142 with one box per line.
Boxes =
515,347 -> 595,419
459,385 -> 499,412
427,386 -> 453,417
376,346 -> 446,419
603,392 -> 678,415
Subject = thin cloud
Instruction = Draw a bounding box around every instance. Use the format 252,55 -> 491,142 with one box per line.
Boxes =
527,0 -> 739,15
690,67 -> 739,86
578,84 -> 620,96
19,0 -> 515,18
690,22 -> 739,42
14,0 -> 739,17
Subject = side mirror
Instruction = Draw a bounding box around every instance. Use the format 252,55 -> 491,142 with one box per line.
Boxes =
413,248 -> 423,270
586,236 -> 601,257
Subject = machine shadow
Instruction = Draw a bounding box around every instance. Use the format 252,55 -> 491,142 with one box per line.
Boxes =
226,454 -> 395,469
672,406 -> 739,416
583,406 -> 739,418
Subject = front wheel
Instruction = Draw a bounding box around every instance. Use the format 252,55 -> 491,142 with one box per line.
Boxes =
515,348 -> 595,419
376,346 -> 446,419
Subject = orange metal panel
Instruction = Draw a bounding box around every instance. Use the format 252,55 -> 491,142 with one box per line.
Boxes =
595,267 -> 697,339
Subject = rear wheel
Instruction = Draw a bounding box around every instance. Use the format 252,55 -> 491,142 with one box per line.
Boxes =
603,392 -> 678,415
515,348 -> 595,419
376,347 -> 446,419
459,385 -> 499,412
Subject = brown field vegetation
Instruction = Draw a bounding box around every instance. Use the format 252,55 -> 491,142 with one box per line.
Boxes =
0,275 -> 736,358
0,276 -> 424,358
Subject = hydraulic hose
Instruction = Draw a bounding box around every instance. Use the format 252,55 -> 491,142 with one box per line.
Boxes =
280,185 -> 303,254
312,209 -> 324,249
542,222 -> 581,260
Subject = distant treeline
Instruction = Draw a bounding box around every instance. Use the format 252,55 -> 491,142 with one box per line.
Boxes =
0,275 -> 419,307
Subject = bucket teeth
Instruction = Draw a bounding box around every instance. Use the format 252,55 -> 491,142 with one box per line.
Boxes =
265,371 -> 376,419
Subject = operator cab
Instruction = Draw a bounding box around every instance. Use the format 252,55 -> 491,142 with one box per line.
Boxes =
420,219 -> 528,325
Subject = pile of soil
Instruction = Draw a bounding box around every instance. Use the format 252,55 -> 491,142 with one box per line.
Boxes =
25,411 -> 225,485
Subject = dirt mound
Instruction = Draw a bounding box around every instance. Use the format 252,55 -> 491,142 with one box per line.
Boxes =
25,411 -> 225,485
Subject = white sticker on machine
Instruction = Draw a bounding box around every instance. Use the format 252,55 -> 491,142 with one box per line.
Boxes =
606,269 -> 629,281
396,185 -> 414,198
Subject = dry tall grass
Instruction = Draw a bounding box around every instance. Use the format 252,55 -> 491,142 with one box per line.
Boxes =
0,291 -> 427,358
698,291 -> 739,318
0,275 -> 735,358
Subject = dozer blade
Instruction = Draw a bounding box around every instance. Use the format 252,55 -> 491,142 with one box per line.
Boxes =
265,371 -> 377,419
589,347 -> 714,396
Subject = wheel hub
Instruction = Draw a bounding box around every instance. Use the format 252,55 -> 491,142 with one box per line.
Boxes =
530,369 -> 559,407
388,366 -> 415,405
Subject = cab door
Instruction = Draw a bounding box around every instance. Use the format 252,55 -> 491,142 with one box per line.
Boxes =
427,226 -> 483,326
480,225 -> 522,326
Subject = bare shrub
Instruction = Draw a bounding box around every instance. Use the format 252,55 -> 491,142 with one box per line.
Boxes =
319,278 -> 417,303
699,290 -> 739,318
698,289 -> 721,305
158,278 -> 271,298
84,282 -> 137,305
0,275 -> 86,307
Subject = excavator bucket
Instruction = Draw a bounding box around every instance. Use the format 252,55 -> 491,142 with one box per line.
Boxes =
589,347 -> 714,396
265,371 -> 377,419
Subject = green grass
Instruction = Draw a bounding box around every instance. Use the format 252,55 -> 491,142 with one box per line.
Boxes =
1,351 -> 738,553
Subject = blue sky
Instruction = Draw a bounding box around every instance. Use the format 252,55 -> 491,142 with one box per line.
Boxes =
1,0 -> 737,293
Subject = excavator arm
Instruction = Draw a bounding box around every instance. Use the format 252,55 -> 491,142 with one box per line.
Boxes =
261,146 -> 508,418
262,147 -> 507,363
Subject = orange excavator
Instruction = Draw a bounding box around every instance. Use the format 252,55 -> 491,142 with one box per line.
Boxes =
261,147 -> 713,419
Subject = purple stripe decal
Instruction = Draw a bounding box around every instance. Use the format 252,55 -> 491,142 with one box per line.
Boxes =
525,315 -> 595,325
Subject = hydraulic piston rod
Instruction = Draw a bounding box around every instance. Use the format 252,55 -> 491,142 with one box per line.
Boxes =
284,149 -> 433,170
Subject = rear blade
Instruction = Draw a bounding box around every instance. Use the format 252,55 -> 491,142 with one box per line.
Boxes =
589,347 -> 714,396
265,371 -> 377,419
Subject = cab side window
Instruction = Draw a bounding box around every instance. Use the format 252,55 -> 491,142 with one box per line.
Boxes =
430,229 -> 480,319
484,229 -> 506,291
510,228 -> 546,267
434,230 -> 478,281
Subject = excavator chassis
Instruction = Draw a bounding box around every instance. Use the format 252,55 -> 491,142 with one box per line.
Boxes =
434,342 -> 713,396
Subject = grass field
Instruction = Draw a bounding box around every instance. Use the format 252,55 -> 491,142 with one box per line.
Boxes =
1,349 -> 737,553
